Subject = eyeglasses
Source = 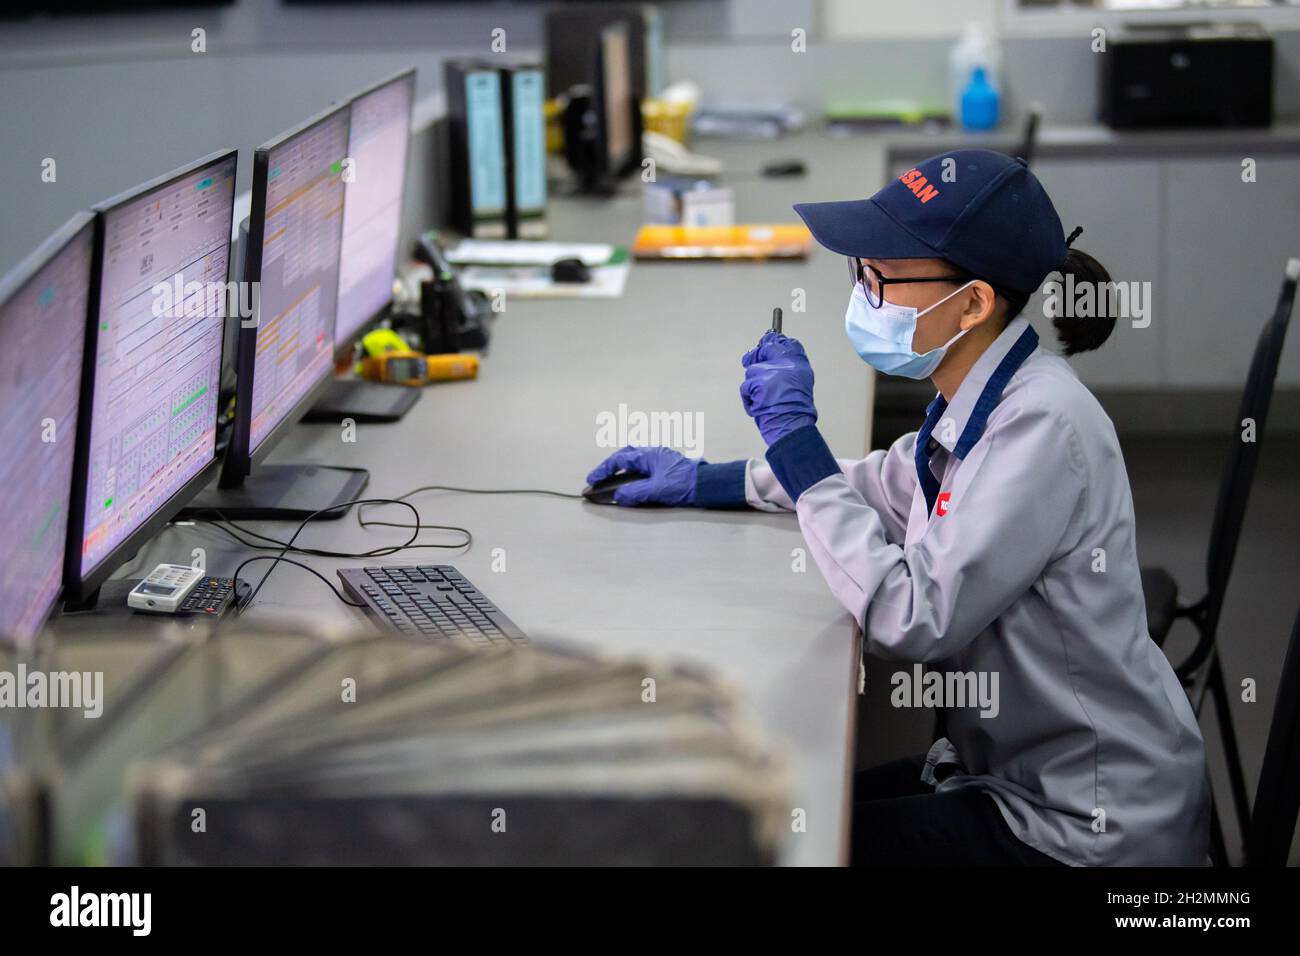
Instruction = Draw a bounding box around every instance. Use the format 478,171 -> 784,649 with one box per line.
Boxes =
847,257 -> 972,309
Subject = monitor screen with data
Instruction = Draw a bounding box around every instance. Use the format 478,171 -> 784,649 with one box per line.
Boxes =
336,71 -> 413,347
77,152 -> 237,580
246,106 -> 349,454
0,216 -> 94,642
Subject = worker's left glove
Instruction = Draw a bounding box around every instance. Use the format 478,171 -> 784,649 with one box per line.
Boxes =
740,331 -> 818,446
586,445 -> 700,507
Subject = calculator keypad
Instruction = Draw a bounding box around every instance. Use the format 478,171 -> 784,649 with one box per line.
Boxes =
178,577 -> 238,615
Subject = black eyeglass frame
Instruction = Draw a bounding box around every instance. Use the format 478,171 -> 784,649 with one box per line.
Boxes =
848,257 -> 976,308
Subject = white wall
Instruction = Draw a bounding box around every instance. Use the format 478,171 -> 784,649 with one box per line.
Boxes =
822,0 -> 1300,40
822,0 -> 1000,39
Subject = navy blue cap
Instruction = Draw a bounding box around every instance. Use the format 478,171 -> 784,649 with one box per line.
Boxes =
794,149 -> 1068,296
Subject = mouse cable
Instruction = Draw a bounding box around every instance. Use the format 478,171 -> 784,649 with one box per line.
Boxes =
210,518 -> 473,556
353,486 -> 582,530
232,497 -> 423,614
186,506 -> 472,558
387,484 -> 583,500
228,555 -> 367,611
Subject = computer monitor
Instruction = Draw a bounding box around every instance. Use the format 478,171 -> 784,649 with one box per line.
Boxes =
0,213 -> 95,642
597,22 -> 637,180
564,21 -> 641,193
336,68 -> 415,350
544,2 -> 650,102
197,104 -> 367,521
63,150 -> 238,607
304,68 -> 420,425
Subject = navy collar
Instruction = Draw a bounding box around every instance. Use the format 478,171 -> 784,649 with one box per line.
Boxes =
925,319 -> 1039,460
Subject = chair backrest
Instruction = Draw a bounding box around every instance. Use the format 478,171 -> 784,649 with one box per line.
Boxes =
1247,603 -> 1300,866
1014,107 -> 1041,167
1203,260 -> 1298,640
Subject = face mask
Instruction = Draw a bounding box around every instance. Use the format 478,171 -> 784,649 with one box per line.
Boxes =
844,280 -> 976,379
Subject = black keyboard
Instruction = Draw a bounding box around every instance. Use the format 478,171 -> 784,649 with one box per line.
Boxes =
338,564 -> 529,646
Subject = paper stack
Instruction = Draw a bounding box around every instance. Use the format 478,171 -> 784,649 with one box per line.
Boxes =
0,629 -> 788,866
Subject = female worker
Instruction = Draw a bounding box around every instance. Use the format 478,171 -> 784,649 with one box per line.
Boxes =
586,149 -> 1209,866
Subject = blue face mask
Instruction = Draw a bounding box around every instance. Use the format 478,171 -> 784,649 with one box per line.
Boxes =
844,280 -> 976,379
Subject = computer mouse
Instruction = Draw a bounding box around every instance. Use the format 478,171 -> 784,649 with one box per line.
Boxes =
582,470 -> 649,505
762,159 -> 807,177
552,257 -> 592,283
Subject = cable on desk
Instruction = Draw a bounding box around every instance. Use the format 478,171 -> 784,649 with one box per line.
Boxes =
353,484 -> 581,533
367,483 -> 583,508
394,484 -> 583,500
228,555 -> 367,609
185,506 -> 473,558
195,488 -> 573,614
231,497 -> 424,614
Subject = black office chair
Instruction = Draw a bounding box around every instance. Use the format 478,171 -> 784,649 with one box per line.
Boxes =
1013,106 -> 1041,167
1141,258 -> 1298,852
1245,603 -> 1300,866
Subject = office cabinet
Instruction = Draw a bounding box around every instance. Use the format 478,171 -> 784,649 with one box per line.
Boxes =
1030,159 -> 1165,388
1162,157 -> 1300,388
889,135 -> 1300,392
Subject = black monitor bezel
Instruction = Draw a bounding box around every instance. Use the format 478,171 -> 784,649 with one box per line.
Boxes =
332,66 -> 417,360
219,103 -> 352,486
63,148 -> 239,603
0,211 -> 96,632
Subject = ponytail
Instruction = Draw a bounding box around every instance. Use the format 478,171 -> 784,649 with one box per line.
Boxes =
1050,247 -> 1116,356
957,226 -> 1118,356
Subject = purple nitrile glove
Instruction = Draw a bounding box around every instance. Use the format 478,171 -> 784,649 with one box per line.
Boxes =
740,330 -> 818,446
585,445 -> 701,507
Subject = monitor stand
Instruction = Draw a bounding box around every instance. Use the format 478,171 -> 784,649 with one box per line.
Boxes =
60,574 -> 139,615
301,378 -> 421,424
177,464 -> 370,522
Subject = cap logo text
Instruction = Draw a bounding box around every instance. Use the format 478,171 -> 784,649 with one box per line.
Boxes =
899,168 -> 940,204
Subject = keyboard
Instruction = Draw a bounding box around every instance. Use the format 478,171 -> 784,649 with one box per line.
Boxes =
338,564 -> 529,646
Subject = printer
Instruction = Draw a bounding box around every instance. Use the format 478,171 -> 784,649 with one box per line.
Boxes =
1099,23 -> 1273,130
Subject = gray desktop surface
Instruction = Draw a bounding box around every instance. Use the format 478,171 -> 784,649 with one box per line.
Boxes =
106,133 -> 884,866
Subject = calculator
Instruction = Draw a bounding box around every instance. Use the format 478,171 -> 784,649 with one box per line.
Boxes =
128,564 -> 244,617
128,564 -> 204,613
175,577 -> 245,616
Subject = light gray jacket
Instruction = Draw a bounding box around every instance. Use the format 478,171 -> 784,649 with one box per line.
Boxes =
747,317 -> 1210,866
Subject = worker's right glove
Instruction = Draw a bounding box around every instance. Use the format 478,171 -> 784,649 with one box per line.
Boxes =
740,331 -> 819,446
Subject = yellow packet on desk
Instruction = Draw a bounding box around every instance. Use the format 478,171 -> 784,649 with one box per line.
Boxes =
632,224 -> 812,260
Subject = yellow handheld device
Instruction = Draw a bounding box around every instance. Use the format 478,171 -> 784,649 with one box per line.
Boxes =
356,329 -> 479,385
424,353 -> 480,381
361,328 -> 410,357
355,351 -> 479,386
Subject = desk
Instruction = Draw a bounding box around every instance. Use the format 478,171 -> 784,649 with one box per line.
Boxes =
90,132 -> 881,866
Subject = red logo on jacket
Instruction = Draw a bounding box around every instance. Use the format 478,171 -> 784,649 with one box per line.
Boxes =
935,492 -> 952,516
